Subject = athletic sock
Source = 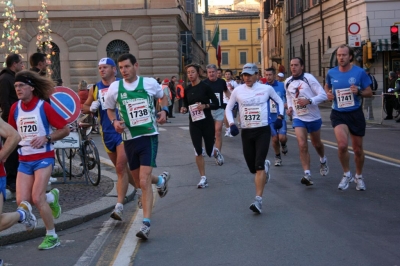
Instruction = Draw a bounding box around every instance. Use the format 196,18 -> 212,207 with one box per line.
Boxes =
156,175 -> 164,187
304,170 -> 311,175
46,229 -> 57,238
355,174 -> 363,179
46,192 -> 55,204
255,196 -> 262,201
320,156 -> 327,164
344,171 -> 351,177
143,218 -> 151,227
115,203 -> 123,209
17,209 -> 26,222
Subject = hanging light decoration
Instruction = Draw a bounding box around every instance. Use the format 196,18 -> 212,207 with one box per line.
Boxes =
1,0 -> 23,66
36,0 -> 53,76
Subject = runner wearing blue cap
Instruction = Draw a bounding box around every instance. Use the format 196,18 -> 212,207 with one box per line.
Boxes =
226,63 -> 284,214
83,57 -> 138,221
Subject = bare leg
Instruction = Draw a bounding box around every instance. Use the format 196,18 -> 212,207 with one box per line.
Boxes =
294,127 -> 310,172
334,124 -> 351,173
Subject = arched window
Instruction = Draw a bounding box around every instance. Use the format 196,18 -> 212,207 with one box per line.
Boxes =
327,36 -> 332,49
38,42 -> 61,82
307,42 -> 311,73
106,40 -> 130,78
318,39 -> 321,76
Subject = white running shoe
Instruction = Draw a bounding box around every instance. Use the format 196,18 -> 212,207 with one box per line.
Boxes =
274,156 -> 282,166
338,174 -> 354,190
249,197 -> 262,214
301,174 -> 313,186
355,177 -> 366,191
320,159 -> 329,176
214,148 -> 224,166
264,160 -> 271,184
17,201 -> 37,232
157,172 -> 171,198
224,129 -> 230,137
197,176 -> 208,188
110,205 -> 123,221
136,223 -> 150,240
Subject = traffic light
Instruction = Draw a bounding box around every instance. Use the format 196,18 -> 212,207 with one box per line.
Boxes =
390,25 -> 399,50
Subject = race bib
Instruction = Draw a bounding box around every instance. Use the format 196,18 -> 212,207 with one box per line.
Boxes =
125,99 -> 151,127
99,88 -> 108,107
19,115 -> 39,141
189,104 -> 206,122
243,106 -> 262,128
270,100 -> 277,113
293,98 -> 309,116
335,88 -> 355,108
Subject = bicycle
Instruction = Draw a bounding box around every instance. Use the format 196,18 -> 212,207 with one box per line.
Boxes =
55,113 -> 101,186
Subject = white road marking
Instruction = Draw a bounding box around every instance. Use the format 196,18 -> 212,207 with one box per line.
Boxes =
74,219 -> 117,266
179,126 -> 189,130
158,128 -> 166,131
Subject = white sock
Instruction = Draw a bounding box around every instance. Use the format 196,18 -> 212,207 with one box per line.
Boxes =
344,171 -> 351,177
355,174 -> 363,179
46,192 -> 55,204
304,170 -> 311,175
116,203 -> 123,210
255,196 -> 262,201
201,176 -> 207,180
46,229 -> 57,238
320,156 -> 327,163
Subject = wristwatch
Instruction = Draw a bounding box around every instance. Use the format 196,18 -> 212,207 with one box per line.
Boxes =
308,98 -> 313,105
46,135 -> 52,143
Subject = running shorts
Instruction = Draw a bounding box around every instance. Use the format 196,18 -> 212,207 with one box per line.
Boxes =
330,108 -> 366,136
124,135 -> 158,170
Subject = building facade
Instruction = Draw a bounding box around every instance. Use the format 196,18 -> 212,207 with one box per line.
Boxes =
0,0 -> 206,90
261,0 -> 400,89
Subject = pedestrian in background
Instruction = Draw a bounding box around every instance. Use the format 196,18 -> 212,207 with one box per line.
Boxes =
168,76 -> 177,118
384,71 -> 397,120
176,79 -> 185,111
29,53 -> 48,77
363,67 -> 377,121
0,53 -> 24,193
277,72 -> 285,82
78,80 -> 88,109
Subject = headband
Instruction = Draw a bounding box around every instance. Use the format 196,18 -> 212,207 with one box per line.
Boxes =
15,75 -> 35,87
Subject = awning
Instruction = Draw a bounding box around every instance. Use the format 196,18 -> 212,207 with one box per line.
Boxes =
376,39 -> 391,52
322,47 -> 338,68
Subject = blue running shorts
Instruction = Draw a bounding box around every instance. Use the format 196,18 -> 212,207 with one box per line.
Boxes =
18,158 -> 55,175
270,119 -> 287,137
102,132 -> 123,153
0,177 -> 6,201
292,118 -> 322,133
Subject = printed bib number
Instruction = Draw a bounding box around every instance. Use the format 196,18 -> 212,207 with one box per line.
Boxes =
243,106 -> 262,128
125,99 -> 151,127
189,104 -> 206,122
293,98 -> 309,116
99,88 -> 108,107
19,116 -> 39,141
335,88 -> 355,108
270,100 -> 277,113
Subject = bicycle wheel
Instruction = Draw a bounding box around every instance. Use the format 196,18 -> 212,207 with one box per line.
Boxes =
55,148 -> 85,178
83,140 -> 101,186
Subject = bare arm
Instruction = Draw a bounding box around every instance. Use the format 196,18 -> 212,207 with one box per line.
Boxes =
82,86 -> 95,114
0,117 -> 21,162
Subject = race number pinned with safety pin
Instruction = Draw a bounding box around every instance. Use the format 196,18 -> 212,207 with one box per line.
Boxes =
19,115 -> 39,141
125,99 -> 151,127
189,103 -> 205,122
335,88 -> 355,108
270,100 -> 277,113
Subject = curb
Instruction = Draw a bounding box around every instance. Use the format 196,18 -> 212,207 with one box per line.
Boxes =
0,158 -> 136,246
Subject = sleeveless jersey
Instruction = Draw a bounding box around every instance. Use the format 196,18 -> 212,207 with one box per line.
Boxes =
116,77 -> 158,140
15,100 -> 53,157
93,80 -> 121,135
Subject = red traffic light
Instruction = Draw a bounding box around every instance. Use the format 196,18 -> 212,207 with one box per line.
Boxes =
391,25 -> 398,34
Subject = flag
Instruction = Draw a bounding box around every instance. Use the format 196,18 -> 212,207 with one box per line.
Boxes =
211,23 -> 221,68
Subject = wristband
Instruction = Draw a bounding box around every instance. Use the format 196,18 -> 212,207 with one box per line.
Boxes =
111,119 -> 117,125
161,106 -> 169,115
357,89 -> 362,96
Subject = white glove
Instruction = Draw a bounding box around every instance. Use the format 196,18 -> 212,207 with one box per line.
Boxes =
90,101 -> 100,112
388,88 -> 394,92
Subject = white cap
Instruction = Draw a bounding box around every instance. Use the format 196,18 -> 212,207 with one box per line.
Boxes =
277,73 -> 284,78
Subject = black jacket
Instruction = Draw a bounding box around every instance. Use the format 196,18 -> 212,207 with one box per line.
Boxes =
0,68 -> 18,122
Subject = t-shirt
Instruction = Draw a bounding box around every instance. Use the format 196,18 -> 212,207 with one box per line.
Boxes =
325,65 -> 371,112
203,78 -> 228,109
267,80 -> 286,122
285,73 -> 327,122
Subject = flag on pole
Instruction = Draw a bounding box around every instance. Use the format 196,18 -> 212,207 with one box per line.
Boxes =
211,23 -> 221,68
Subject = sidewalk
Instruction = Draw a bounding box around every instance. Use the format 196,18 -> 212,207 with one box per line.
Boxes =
0,158 -> 137,246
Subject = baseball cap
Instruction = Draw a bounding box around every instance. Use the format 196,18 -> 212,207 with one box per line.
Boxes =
98,57 -> 116,67
277,73 -> 284,78
242,63 -> 258,75
259,77 -> 267,84
162,78 -> 169,84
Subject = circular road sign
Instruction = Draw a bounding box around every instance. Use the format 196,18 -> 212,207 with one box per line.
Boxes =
348,23 -> 361,35
50,86 -> 81,123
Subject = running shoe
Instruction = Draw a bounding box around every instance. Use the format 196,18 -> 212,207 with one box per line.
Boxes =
197,176 -> 208,188
265,160 -> 271,184
202,148 -> 206,157
338,174 -> 354,190
136,224 -> 150,240
274,156 -> 282,166
49,188 -> 61,219
157,172 -> 171,198
17,201 -> 37,232
320,159 -> 329,176
301,174 -> 313,186
355,177 -> 366,191
224,129 -> 230,137
281,144 -> 288,155
249,197 -> 262,214
110,205 -> 123,221
214,148 -> 224,166
38,235 -> 60,250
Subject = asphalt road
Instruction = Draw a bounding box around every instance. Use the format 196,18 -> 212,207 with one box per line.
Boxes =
1,109 -> 399,266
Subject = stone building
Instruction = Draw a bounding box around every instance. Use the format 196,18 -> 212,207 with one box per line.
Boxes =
1,0 -> 206,90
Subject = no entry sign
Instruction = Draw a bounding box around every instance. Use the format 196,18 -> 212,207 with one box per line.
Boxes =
50,86 -> 81,123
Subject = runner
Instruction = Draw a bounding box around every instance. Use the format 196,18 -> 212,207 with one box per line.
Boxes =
8,70 -> 69,249
104,53 -> 170,240
180,64 -> 219,188
264,67 -> 288,166
223,69 -> 238,137
0,116 -> 37,265
225,63 -> 284,214
324,44 -> 372,191
285,57 -> 329,186
203,64 -> 229,165
82,57 -> 138,220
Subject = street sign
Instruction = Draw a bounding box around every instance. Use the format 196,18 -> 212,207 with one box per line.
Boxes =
50,86 -> 81,123
349,34 -> 361,47
348,23 -> 361,35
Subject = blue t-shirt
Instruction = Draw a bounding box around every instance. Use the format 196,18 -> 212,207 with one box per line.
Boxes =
267,80 -> 286,122
325,65 -> 371,112
95,79 -> 121,134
